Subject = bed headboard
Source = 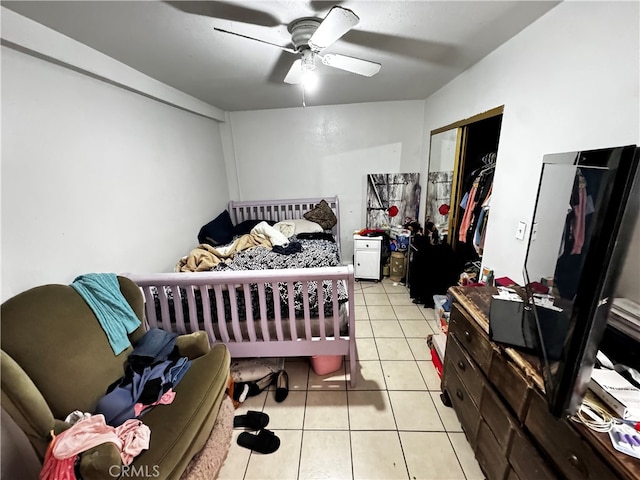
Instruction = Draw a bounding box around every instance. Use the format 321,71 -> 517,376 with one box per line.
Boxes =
228,196 -> 341,255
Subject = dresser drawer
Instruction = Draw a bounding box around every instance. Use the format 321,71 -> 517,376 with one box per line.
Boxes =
475,419 -> 509,480
480,383 -> 518,454
508,424 -> 558,480
354,238 -> 381,251
525,392 -> 618,480
444,334 -> 484,407
443,367 -> 480,448
488,349 -> 532,421
449,303 -> 493,375
506,467 -> 520,480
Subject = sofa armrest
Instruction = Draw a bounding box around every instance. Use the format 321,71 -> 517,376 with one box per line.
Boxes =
175,331 -> 210,359
1,350 -> 55,460
78,442 -> 122,480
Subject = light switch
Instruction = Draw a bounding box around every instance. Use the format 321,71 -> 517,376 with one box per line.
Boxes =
516,221 -> 527,240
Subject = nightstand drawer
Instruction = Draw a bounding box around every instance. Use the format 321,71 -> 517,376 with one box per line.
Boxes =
449,303 -> 493,375
354,238 -> 381,251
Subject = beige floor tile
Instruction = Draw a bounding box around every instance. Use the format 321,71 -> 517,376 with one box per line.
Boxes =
421,307 -> 437,320
399,319 -> 433,338
351,431 -> 408,479
356,319 -> 373,338
367,305 -> 396,319
371,319 -> 404,337
407,337 -> 431,360
360,282 -> 387,294
383,282 -> 408,293
304,390 -> 349,429
364,293 -> 391,306
449,432 -> 484,479
308,360 -> 348,390
285,358 -> 310,394
388,293 -> 416,305
353,292 -> 365,305
430,391 -> 463,432
355,337 -> 379,360
400,431 -> 466,480
355,305 -> 369,320
263,390 -> 306,429
348,360 -> 387,390
417,360 -> 443,390
217,430 -> 251,480
393,305 -> 425,320
348,390 -> 397,430
381,360 -> 427,390
244,429 -> 303,480
389,391 -> 445,431
376,338 -> 414,360
299,430 -> 353,480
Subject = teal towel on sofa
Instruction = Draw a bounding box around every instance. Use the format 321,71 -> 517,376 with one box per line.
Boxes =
71,273 -> 141,355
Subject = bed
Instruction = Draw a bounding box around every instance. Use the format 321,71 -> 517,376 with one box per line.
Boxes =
125,197 -> 357,386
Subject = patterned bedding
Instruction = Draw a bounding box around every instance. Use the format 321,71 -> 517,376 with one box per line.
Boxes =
157,235 -> 348,326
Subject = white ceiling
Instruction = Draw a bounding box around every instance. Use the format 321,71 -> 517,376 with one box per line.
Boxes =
3,1 -> 560,111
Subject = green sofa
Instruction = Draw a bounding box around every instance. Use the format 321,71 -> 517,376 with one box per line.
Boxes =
1,276 -> 231,480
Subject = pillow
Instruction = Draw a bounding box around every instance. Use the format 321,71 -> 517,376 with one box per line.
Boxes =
274,218 -> 324,235
233,219 -> 275,237
198,210 -> 234,246
251,221 -> 289,247
303,200 -> 337,230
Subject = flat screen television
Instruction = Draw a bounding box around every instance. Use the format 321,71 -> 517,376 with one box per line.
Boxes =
524,144 -> 640,417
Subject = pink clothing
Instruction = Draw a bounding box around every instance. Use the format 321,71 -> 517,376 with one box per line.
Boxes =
571,185 -> 587,254
41,415 -> 151,480
459,183 -> 478,243
133,388 -> 176,417
116,419 -> 152,466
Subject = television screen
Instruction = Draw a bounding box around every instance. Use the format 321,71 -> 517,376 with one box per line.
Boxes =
524,145 -> 639,417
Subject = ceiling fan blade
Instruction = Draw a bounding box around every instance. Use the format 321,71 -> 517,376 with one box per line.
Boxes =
308,6 -> 359,52
321,53 -> 381,77
213,28 -> 297,54
284,59 -> 303,84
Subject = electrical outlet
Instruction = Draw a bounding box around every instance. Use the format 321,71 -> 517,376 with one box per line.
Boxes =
516,221 -> 527,240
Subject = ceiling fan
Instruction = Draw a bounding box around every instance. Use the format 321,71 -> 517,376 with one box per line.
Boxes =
213,6 -> 382,86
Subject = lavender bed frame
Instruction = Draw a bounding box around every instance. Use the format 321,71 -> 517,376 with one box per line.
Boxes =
125,197 -> 356,386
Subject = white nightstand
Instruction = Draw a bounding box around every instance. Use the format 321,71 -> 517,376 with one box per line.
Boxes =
353,234 -> 382,281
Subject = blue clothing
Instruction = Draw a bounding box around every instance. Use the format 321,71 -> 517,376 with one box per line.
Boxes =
71,273 -> 141,355
94,328 -> 191,426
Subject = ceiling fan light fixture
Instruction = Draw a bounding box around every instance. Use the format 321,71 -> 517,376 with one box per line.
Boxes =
301,69 -> 319,91
301,49 -> 317,71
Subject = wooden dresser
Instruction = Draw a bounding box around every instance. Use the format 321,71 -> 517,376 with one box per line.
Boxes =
441,286 -> 640,480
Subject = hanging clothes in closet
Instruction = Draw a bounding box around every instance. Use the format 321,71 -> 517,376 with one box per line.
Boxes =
458,152 -> 496,250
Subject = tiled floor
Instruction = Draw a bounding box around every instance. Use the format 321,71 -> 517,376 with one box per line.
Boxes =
218,278 -> 484,480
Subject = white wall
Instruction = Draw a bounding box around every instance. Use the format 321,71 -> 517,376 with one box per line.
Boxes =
421,1 -> 640,283
1,45 -> 229,300
225,100 -> 425,262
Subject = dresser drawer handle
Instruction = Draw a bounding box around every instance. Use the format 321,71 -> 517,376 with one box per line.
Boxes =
457,360 -> 466,371
567,453 -> 587,476
456,389 -> 464,401
464,330 -> 471,342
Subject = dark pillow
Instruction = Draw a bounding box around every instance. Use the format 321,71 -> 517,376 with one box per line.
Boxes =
303,200 -> 337,230
198,210 -> 234,246
232,219 -> 275,236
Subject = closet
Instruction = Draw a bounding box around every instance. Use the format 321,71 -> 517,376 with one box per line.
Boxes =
425,107 -> 503,275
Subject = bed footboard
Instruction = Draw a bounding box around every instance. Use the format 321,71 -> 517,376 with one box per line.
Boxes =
125,265 -> 357,386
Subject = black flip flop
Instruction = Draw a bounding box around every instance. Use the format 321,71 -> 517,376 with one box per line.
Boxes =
275,370 -> 289,403
233,410 -> 269,430
237,429 -> 280,454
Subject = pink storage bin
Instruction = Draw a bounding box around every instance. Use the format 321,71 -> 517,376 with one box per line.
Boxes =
310,355 -> 343,375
